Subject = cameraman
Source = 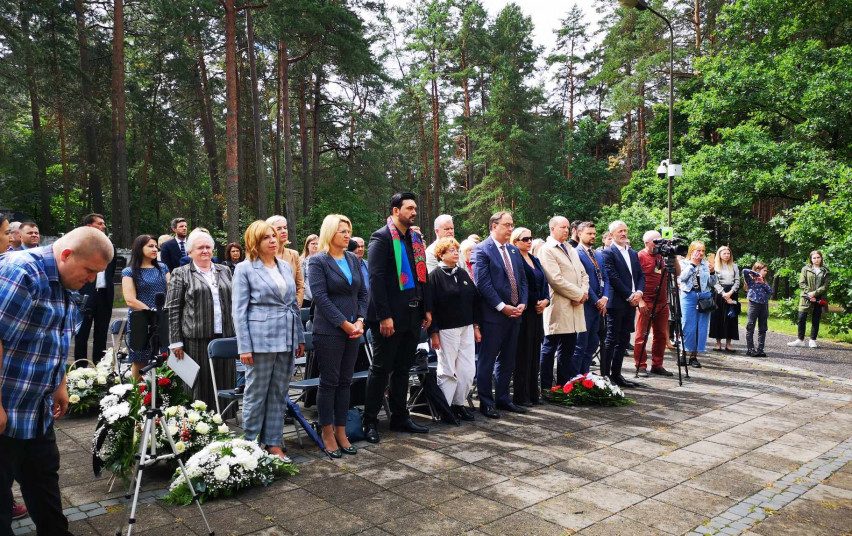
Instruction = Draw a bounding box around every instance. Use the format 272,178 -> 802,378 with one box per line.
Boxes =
634,231 -> 680,377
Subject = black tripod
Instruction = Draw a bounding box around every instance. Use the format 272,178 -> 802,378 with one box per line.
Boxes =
117,300 -> 213,536
634,256 -> 690,386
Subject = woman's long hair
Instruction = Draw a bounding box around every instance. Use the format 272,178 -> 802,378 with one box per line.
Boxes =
129,234 -> 164,287
301,234 -> 319,259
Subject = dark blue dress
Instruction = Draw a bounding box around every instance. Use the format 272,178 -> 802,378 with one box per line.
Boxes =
122,264 -> 169,363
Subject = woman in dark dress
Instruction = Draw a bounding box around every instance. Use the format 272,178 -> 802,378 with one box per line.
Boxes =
221,242 -> 244,274
511,227 -> 549,406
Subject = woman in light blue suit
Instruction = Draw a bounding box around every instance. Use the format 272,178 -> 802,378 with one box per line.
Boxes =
308,214 -> 368,458
678,241 -> 717,369
232,220 -> 305,462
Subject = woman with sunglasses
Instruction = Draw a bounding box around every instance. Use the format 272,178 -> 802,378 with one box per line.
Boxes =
511,227 -> 549,406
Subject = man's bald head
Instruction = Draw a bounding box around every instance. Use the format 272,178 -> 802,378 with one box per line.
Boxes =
549,216 -> 570,243
53,227 -> 114,290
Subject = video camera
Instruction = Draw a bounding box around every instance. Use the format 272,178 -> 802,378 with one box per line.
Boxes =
652,237 -> 688,258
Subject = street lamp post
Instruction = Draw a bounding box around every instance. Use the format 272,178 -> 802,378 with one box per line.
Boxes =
618,0 -> 675,226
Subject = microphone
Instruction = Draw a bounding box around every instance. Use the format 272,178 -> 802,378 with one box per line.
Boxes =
154,292 -> 166,311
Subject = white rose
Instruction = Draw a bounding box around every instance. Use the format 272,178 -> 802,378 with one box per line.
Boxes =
195,422 -> 211,435
217,424 -> 230,435
187,412 -> 201,423
175,441 -> 187,454
97,375 -> 108,385
76,379 -> 88,389
191,401 -> 207,411
213,464 -> 230,481
69,394 -> 81,404
211,414 -> 223,424
167,425 -> 179,436
241,458 -> 258,471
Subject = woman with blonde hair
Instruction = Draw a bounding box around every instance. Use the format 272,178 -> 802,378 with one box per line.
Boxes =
266,215 -> 305,307
232,220 -> 305,461
458,238 -> 477,279
678,240 -> 717,368
307,214 -> 368,456
300,233 -> 320,307
709,246 -> 740,352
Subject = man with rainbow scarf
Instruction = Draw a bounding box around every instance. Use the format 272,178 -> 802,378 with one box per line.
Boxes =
362,192 -> 433,443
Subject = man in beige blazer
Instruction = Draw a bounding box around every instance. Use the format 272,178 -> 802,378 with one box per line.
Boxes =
538,215 -> 589,390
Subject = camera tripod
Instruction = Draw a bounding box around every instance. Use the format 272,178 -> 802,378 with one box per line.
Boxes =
634,256 -> 690,386
117,301 -> 213,536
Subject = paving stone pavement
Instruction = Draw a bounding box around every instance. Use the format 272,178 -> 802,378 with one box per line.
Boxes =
10,346 -> 852,535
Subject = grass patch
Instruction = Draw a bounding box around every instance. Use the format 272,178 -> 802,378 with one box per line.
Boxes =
738,300 -> 852,345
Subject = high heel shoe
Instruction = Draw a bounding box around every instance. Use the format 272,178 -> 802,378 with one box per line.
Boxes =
339,445 -> 357,455
324,448 -> 343,459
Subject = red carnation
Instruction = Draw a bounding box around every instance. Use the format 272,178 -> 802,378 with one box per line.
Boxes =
181,428 -> 191,441
157,377 -> 171,387
550,386 -> 560,393
582,379 -> 595,389
143,392 -> 152,406
138,383 -> 147,392
563,383 -> 574,394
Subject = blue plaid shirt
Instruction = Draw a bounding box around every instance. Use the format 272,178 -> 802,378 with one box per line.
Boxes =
0,246 -> 79,439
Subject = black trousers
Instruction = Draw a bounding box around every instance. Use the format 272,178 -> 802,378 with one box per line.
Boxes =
0,427 -> 72,536
74,289 -> 113,364
603,306 -> 635,378
315,332 -> 360,426
365,308 -> 421,425
513,307 -> 543,404
797,307 -> 823,340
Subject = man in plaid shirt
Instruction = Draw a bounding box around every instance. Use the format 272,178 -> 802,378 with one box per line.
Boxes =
0,226 -> 113,536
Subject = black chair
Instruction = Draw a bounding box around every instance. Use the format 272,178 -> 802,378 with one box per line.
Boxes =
207,338 -> 242,422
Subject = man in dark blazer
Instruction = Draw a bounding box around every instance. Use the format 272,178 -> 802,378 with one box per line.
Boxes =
473,211 -> 529,418
602,220 -> 645,387
572,222 -> 611,376
74,214 -> 118,365
363,193 -> 433,442
159,217 -> 188,272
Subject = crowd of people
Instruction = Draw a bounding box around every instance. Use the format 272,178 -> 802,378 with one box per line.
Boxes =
0,200 -> 832,534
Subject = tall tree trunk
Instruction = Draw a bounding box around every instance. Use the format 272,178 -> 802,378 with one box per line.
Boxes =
298,77 -> 310,216
430,55 -> 441,220
414,93 -> 432,230
274,45 -> 283,214
460,50 -> 473,190
110,0 -> 131,246
224,0 -> 240,242
694,0 -> 702,54
566,61 -> 575,180
624,110 -> 633,183
50,19 -> 71,230
637,82 -> 647,169
191,34 -> 224,231
279,41 -> 297,237
20,5 -> 50,233
310,69 -> 322,205
246,10 -> 267,218
74,0 -> 103,214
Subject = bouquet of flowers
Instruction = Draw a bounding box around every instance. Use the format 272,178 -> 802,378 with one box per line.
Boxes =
162,401 -> 234,459
66,352 -> 120,415
162,438 -> 298,505
141,365 -> 191,409
92,382 -> 143,478
545,372 -> 632,407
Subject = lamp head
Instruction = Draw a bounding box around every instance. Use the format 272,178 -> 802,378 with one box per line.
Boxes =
657,160 -> 668,179
618,0 -> 649,10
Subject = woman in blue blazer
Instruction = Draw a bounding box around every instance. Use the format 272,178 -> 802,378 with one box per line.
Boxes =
232,220 -> 305,462
308,214 -> 368,458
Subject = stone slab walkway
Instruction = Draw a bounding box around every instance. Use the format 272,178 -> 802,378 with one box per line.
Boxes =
11,346 -> 852,535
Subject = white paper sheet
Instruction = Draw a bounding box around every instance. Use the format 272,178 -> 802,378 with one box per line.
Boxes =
167,351 -> 199,387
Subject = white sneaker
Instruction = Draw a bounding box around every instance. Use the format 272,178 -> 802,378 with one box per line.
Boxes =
808,339 -> 818,348
787,339 -> 805,347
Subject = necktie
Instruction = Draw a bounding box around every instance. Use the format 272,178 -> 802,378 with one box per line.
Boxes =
500,245 -> 519,305
179,240 -> 186,257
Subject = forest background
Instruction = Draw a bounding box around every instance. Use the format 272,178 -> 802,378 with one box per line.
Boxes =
0,0 -> 849,332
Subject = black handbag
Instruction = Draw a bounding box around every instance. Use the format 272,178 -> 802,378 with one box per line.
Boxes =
697,297 -> 717,313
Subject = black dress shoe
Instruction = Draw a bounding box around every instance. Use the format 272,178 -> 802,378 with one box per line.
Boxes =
521,401 -> 535,407
530,398 -> 543,406
389,418 -> 429,434
635,367 -> 649,378
496,402 -> 528,414
363,423 -> 380,444
610,375 -> 639,388
745,349 -> 756,356
480,405 -> 500,419
325,448 -> 343,459
754,351 -> 767,357
340,445 -> 357,455
650,367 -> 674,377
452,405 -> 476,421
688,357 -> 702,368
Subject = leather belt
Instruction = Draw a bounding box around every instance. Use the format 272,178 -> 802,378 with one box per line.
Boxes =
408,300 -> 421,308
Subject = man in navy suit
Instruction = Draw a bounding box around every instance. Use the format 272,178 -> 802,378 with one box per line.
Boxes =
159,217 -> 188,272
473,211 -> 529,418
602,220 -> 644,387
74,214 -> 118,365
572,222 -> 610,376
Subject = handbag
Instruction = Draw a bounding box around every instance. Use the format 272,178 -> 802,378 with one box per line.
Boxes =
345,407 -> 366,442
698,296 -> 717,313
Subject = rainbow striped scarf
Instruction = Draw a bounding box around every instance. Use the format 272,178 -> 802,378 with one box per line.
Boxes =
387,216 -> 427,290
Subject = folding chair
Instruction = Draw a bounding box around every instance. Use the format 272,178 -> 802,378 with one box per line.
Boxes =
407,361 -> 439,421
207,338 -> 243,423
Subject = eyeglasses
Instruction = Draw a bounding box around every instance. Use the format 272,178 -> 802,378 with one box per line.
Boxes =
498,222 -> 515,229
518,237 -> 533,243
